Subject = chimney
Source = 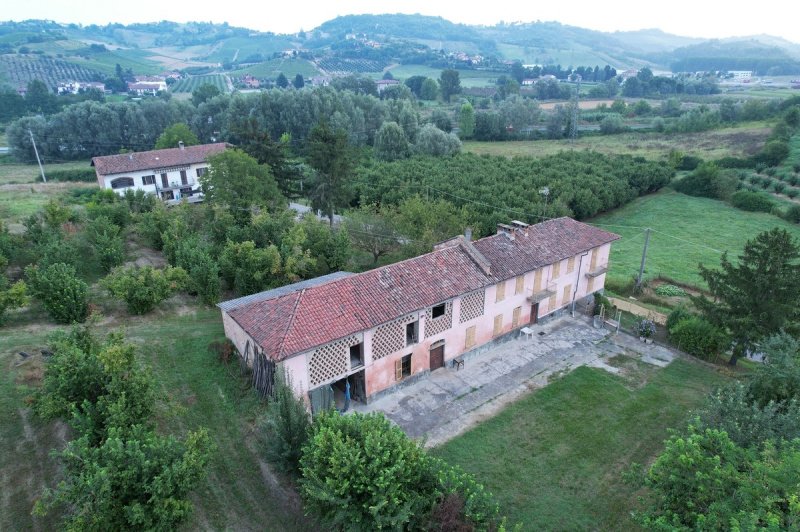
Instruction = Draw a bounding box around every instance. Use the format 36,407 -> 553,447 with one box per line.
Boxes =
178,141 -> 185,150
128,154 -> 133,160
496,223 -> 515,239
464,227 -> 472,242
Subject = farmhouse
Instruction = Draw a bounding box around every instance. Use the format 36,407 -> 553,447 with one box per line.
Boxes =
91,142 -> 228,202
219,218 -> 618,410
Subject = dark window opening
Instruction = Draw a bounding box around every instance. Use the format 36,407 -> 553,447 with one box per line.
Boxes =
160,173 -> 168,187
196,167 -> 207,178
349,343 -> 364,369
432,303 -> 446,319
401,354 -> 412,377
142,174 -> 155,186
180,187 -> 193,196
180,170 -> 188,185
110,177 -> 134,189
406,321 -> 418,346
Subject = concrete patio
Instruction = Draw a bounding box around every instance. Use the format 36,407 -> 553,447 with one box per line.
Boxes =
359,315 -> 676,447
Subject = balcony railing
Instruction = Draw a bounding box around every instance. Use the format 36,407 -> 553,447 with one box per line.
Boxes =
527,281 -> 557,303
585,263 -> 609,278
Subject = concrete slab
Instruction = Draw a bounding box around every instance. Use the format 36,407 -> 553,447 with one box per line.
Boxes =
358,315 -> 683,447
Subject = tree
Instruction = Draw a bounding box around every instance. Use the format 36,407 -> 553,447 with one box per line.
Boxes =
174,238 -> 221,305
420,77 -> 439,101
25,79 -> 58,114
511,61 -> 525,84
293,73 -> 305,89
276,72 -> 289,89
261,366 -> 310,474
307,122 -> 355,226
694,228 -> 800,365
414,124 -> 461,157
430,109 -> 452,132
86,216 -> 125,273
599,113 -> 626,134
26,263 -> 89,324
154,123 -> 199,150
219,240 -> 281,295
202,149 -> 283,225
344,204 -> 401,265
404,75 -> 426,97
439,69 -> 461,102
0,256 -> 28,325
373,121 -> 409,161
458,102 -> 475,139
191,83 -> 221,106
102,266 -> 189,315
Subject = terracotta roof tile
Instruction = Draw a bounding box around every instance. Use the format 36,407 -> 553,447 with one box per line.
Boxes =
92,143 -> 229,176
224,217 -> 618,362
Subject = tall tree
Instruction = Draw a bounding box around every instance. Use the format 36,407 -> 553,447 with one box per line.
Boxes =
458,102 -> 475,139
191,83 -> 221,106
154,123 -> 199,150
439,69 -> 461,103
293,74 -> 305,89
276,73 -> 289,89
307,122 -> 355,226
694,228 -> 800,365
374,121 -> 409,161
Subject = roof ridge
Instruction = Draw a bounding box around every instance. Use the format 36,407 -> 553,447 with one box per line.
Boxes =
276,288 -> 305,359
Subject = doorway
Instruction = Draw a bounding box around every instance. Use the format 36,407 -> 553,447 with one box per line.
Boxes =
530,303 -> 539,324
429,341 -> 445,371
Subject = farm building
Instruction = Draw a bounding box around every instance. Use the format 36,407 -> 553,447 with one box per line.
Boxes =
218,218 -> 619,410
91,142 -> 228,202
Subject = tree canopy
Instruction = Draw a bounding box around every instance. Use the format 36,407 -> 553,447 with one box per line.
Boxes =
154,123 -> 200,150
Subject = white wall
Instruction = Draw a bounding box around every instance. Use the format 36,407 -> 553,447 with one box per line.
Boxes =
98,162 -> 209,199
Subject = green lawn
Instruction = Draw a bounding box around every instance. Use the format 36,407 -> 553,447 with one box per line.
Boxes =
434,358 -> 729,531
0,304 -> 311,530
591,189 -> 800,288
464,122 -> 771,161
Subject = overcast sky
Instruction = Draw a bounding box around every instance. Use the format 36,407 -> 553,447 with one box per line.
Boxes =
6,0 -> 798,44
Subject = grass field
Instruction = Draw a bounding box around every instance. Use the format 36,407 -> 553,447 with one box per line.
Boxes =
591,189 -> 800,288
464,122 -> 771,161
0,301 -> 311,531
170,74 -> 229,94
231,58 -> 321,79
434,357 -> 730,530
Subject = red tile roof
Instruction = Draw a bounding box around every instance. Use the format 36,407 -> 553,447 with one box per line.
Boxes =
225,218 -> 618,362
92,143 -> 228,176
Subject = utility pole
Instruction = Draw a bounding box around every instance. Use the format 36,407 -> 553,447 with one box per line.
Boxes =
28,129 -> 47,183
636,228 -> 651,290
569,74 -> 581,143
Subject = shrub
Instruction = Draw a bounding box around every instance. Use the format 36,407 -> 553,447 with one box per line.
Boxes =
666,306 -> 694,333
174,238 -> 220,305
765,166 -> 778,177
85,216 -> 124,272
46,168 -> 97,182
786,188 -> 800,199
261,367 -> 311,475
676,155 -> 703,171
669,317 -> 728,360
673,162 -> 736,200
785,204 -> 800,223
755,141 -> 790,167
654,284 -> 686,297
593,292 -> 614,316
26,263 -> 89,324
716,156 -> 754,169
599,113 -> 626,134
730,190 -> 775,212
774,182 -> 786,193
102,265 -> 188,314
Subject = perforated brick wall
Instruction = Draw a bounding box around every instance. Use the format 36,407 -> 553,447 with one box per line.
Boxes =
372,314 -> 418,360
425,301 -> 453,338
308,335 -> 359,387
459,289 -> 485,323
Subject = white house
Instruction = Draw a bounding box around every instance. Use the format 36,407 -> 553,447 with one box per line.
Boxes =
91,142 -> 229,202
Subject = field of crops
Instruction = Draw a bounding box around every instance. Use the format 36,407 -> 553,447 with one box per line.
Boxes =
170,74 -> 229,93
0,55 -> 103,90
316,57 -> 388,75
230,58 -> 320,79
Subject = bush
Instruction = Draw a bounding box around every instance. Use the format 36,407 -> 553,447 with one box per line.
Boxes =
593,292 -> 614,316
102,265 -> 188,314
46,168 -> 97,182
785,204 -> 800,223
666,306 -> 694,332
730,190 -> 775,212
676,155 -> 703,171
26,263 -> 89,324
673,162 -> 737,200
261,367 -> 310,474
786,188 -> 799,199
636,318 -> 656,338
774,182 -> 786,194
669,317 -> 728,360
85,216 -> 124,273
599,113 -> 626,134
716,156 -> 754,169
654,284 -> 686,297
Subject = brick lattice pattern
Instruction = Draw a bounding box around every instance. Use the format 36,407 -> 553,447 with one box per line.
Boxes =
459,289 -> 485,323
372,314 -> 418,360
308,335 -> 359,387
425,301 -> 453,338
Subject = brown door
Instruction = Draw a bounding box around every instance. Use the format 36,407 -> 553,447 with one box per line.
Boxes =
180,170 -> 188,185
429,344 -> 444,371
530,303 -> 539,324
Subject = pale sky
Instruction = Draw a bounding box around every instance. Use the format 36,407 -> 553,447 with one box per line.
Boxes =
6,0 -> 798,44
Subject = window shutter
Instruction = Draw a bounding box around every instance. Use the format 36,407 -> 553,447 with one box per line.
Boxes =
515,275 -> 524,295
512,307 -> 521,328
395,359 -> 403,381
534,269 -> 542,291
493,314 -> 503,336
562,284 -> 572,306
567,257 -> 575,274
587,276 -> 596,293
552,260 -> 561,279
589,250 -> 598,270
495,281 -> 506,303
465,325 -> 476,349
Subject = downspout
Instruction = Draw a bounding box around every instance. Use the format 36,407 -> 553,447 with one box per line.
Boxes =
571,252 -> 589,317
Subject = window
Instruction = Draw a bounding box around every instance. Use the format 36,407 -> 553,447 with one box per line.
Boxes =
432,303 -> 446,319
547,293 -> 556,310
110,177 -> 134,189
512,306 -> 521,328
567,256 -> 575,274
349,343 -> 364,369
493,314 -> 503,336
405,321 -> 418,346
142,174 -> 155,186
465,325 -> 476,349
180,170 -> 188,185
495,281 -> 506,303
552,260 -> 561,279
196,167 -> 207,178
562,284 -> 572,307
589,250 -> 598,270
395,354 -> 412,380
534,269 -> 542,291
587,276 -> 596,293
161,173 -> 168,187
515,275 -> 524,295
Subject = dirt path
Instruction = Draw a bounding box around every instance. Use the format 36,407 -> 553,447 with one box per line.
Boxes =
608,297 -> 668,325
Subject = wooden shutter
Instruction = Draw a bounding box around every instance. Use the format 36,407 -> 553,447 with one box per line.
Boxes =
587,276 -> 596,293
589,250 -> 598,270
495,281 -> 506,303
161,173 -> 168,187
493,314 -> 503,336
547,294 -> 557,310
515,275 -> 524,295
552,260 -> 561,279
395,359 -> 403,381
465,325 -> 476,349
567,256 -> 575,274
534,269 -> 542,291
512,307 -> 521,328
562,284 -> 572,306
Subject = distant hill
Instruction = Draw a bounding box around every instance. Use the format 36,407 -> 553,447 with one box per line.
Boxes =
665,39 -> 800,75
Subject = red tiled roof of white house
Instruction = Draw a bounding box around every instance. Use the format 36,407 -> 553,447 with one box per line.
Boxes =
91,143 -> 229,176
224,218 -> 619,362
